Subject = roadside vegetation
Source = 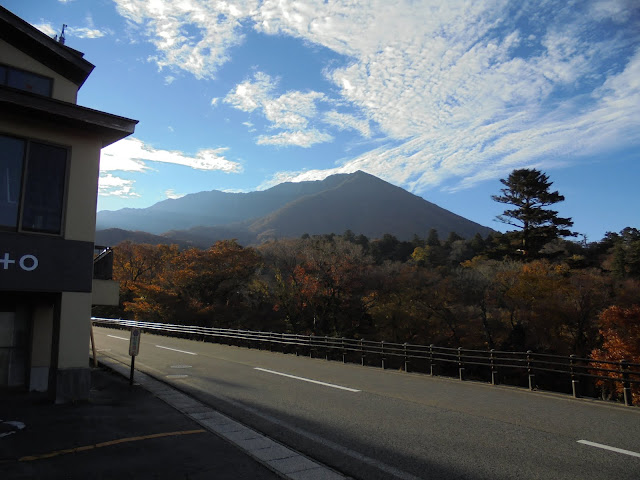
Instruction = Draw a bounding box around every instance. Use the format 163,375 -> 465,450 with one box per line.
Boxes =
94,169 -> 640,400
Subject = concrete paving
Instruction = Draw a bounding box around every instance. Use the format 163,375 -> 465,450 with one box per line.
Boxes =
100,355 -> 346,480
0,360 -> 343,479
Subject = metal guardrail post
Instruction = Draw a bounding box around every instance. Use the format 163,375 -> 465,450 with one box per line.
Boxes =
381,341 -> 386,369
404,343 -> 409,373
309,335 -> 313,357
429,344 -> 435,376
621,360 -> 633,406
527,350 -> 534,391
325,336 -> 329,360
360,338 -> 365,366
570,354 -> 580,398
342,338 -> 346,364
490,349 -> 497,385
458,347 -> 464,381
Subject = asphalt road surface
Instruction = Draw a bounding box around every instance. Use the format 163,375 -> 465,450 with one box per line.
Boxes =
93,327 -> 640,480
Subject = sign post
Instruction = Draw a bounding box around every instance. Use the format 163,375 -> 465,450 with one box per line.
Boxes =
129,327 -> 141,386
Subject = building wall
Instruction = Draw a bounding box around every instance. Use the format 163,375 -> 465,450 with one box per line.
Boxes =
0,38 -> 79,103
1,19 -> 133,402
0,120 -> 101,243
0,59 -> 100,399
30,302 -> 54,392
0,119 -> 100,400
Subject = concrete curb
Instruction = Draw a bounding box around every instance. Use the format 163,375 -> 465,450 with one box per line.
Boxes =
97,356 -> 347,480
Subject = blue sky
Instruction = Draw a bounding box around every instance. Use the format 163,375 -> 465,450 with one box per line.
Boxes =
4,0 -> 639,242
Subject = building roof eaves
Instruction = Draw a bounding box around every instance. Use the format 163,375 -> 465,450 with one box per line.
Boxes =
0,6 -> 95,87
0,87 -> 138,147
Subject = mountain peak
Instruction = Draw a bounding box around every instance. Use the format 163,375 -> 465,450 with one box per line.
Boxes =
96,171 -> 492,246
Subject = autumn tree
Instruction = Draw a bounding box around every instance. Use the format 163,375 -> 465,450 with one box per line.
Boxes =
260,237 -> 372,335
124,240 -> 261,327
492,169 -> 575,257
113,242 -> 178,289
364,263 -> 437,343
591,305 -> 640,403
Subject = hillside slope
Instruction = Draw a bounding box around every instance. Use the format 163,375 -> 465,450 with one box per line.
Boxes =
96,171 -> 492,246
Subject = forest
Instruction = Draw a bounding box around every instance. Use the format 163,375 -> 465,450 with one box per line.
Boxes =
94,170 -> 640,400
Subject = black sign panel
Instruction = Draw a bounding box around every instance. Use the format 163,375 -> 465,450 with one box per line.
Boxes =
0,232 -> 94,293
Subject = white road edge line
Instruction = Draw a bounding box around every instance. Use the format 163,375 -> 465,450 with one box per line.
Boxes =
578,440 -> 640,458
254,367 -> 360,392
107,335 -> 128,341
155,345 -> 197,355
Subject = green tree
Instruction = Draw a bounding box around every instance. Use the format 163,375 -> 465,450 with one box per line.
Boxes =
492,168 -> 575,256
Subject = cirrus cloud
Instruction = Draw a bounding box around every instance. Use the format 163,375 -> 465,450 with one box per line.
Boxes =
257,130 -> 333,148
225,71 -> 333,146
100,137 -> 242,173
98,173 -> 140,198
112,0 -> 640,196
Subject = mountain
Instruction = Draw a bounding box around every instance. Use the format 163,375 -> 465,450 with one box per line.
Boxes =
96,174 -> 350,234
93,228 -> 192,248
96,171 -> 492,247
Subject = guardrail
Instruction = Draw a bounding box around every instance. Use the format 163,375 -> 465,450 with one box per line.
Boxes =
91,317 -> 639,406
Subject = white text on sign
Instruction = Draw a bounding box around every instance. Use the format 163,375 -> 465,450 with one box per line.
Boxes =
0,253 -> 38,271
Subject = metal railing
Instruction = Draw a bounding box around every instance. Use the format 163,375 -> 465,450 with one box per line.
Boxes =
93,245 -> 113,280
91,317 -> 640,406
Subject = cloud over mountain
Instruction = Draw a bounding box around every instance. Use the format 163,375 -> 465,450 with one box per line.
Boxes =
109,0 -> 639,198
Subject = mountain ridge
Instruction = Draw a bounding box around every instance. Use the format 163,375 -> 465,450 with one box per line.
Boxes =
96,171 -> 492,247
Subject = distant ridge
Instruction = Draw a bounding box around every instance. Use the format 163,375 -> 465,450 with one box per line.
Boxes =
96,171 -> 492,247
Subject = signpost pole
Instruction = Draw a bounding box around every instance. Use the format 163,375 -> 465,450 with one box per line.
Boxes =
129,355 -> 135,386
128,327 -> 141,386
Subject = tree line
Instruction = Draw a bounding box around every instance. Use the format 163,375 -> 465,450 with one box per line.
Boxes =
94,169 -> 640,401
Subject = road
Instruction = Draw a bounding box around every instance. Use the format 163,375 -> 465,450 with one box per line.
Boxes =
93,327 -> 640,480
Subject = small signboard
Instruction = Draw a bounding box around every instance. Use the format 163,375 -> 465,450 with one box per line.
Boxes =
129,328 -> 141,356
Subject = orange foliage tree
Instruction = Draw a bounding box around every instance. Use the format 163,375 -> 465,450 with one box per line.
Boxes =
591,305 -> 640,402
123,240 -> 261,327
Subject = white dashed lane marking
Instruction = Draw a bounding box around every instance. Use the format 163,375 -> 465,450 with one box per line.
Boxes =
578,440 -> 640,458
107,335 -> 128,341
254,367 -> 360,392
155,345 -> 197,355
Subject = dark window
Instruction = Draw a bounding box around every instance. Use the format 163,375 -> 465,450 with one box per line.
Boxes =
0,136 -> 25,228
0,64 -> 53,97
0,134 -> 67,235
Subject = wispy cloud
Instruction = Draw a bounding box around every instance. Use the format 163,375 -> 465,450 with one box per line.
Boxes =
224,71 -> 275,112
225,71 -> 332,146
323,111 -> 371,138
33,21 -> 110,39
33,22 -> 57,37
68,26 -> 109,39
99,173 -> 140,198
112,0 -> 640,194
112,0 -> 257,79
100,137 -> 243,173
164,188 -> 185,199
257,130 -> 333,148
251,0 -> 640,193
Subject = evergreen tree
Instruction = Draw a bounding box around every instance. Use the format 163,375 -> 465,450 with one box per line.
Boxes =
426,228 -> 441,247
492,168 -> 575,256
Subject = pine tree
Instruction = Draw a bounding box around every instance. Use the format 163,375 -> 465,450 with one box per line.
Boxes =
492,168 -> 575,256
